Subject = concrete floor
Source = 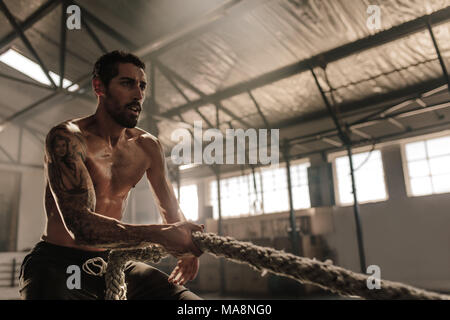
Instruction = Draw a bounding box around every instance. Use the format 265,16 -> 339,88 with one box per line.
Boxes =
199,292 -> 349,300
0,287 -> 20,300
0,287 -> 349,300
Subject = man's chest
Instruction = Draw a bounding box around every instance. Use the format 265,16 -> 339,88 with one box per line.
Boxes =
84,139 -> 149,194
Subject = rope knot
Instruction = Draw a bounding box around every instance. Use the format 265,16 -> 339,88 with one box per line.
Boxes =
82,257 -> 108,276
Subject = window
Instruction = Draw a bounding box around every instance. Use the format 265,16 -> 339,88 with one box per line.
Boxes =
261,162 -> 311,213
208,161 -> 311,219
209,172 -> 262,219
290,162 -> 311,210
404,135 -> 450,196
261,166 -> 289,213
334,150 -> 387,205
0,49 -> 79,91
175,184 -> 199,221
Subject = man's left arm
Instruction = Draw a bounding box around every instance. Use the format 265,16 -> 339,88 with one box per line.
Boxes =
144,136 -> 202,286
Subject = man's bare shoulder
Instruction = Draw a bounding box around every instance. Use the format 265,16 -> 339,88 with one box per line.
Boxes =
47,115 -> 100,141
132,127 -> 161,148
45,120 -> 87,160
46,117 -> 90,137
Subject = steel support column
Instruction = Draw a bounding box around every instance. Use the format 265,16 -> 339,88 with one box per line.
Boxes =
211,165 -> 226,295
426,19 -> 450,90
310,67 -> 366,273
283,142 -> 300,255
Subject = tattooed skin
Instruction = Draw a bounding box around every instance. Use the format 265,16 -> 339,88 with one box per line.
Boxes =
44,124 -> 154,248
43,119 -> 202,259
48,133 -> 86,194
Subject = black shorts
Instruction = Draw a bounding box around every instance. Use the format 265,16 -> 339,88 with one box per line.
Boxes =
19,241 -> 202,300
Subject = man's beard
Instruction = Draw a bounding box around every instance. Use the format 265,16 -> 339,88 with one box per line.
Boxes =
104,96 -> 139,128
110,108 -> 138,128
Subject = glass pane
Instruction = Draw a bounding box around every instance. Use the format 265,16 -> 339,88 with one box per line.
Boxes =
290,164 -> 306,184
209,181 -> 217,200
427,136 -> 450,158
408,160 -> 430,178
335,150 -> 386,205
357,173 -> 386,202
264,189 -> 289,213
405,141 -> 426,161
262,170 -> 276,191
180,185 -> 198,221
410,177 -> 433,196
336,156 -> 349,171
212,200 -> 218,219
353,151 -> 378,170
293,185 -> 311,209
429,156 -> 450,176
432,174 -> 450,194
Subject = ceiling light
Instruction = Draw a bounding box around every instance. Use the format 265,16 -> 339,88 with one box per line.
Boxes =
0,49 -> 78,90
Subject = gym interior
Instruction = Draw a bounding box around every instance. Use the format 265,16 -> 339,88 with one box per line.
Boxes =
0,0 -> 449,300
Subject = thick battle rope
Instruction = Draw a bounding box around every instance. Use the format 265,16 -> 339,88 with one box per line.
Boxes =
82,232 -> 450,300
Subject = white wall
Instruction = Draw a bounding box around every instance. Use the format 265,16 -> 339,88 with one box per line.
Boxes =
16,168 -> 46,251
0,121 -> 46,252
0,162 -> 45,252
327,144 -> 450,292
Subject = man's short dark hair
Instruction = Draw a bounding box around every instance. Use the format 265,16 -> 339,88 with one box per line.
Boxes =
92,50 -> 146,88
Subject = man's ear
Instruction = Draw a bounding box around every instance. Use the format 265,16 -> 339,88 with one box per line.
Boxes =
92,77 -> 106,97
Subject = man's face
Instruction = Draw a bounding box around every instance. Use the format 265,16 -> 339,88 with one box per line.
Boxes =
103,63 -> 147,128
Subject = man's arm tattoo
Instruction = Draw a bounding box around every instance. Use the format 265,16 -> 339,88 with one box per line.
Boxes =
45,125 -> 154,248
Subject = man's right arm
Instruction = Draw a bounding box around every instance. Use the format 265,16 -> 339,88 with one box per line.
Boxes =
45,123 -> 202,254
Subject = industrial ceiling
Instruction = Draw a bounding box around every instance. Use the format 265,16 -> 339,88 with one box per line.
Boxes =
0,0 -> 449,172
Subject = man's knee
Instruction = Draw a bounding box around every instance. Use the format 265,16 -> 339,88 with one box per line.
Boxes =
177,289 -> 203,300
124,262 -> 201,300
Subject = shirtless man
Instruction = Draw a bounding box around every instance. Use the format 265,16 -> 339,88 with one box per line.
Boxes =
19,51 -> 204,300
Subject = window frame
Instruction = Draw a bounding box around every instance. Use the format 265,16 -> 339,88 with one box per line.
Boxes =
206,158 -> 311,219
329,146 -> 389,207
400,130 -> 450,198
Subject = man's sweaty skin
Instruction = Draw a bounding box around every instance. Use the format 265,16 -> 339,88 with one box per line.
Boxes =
42,62 -> 203,286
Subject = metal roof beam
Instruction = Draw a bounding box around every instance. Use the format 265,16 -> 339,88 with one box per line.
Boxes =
83,19 -> 108,54
426,19 -> 450,90
277,77 -> 447,130
160,6 -> 450,119
310,68 -> 350,145
153,59 -> 205,97
155,61 -> 214,128
0,0 -> 57,88
288,100 -> 450,148
215,102 -> 251,128
71,1 -> 136,50
137,0 -> 264,59
59,1 -> 67,88
0,72 -> 54,90
248,91 -> 270,129
0,0 -> 60,50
